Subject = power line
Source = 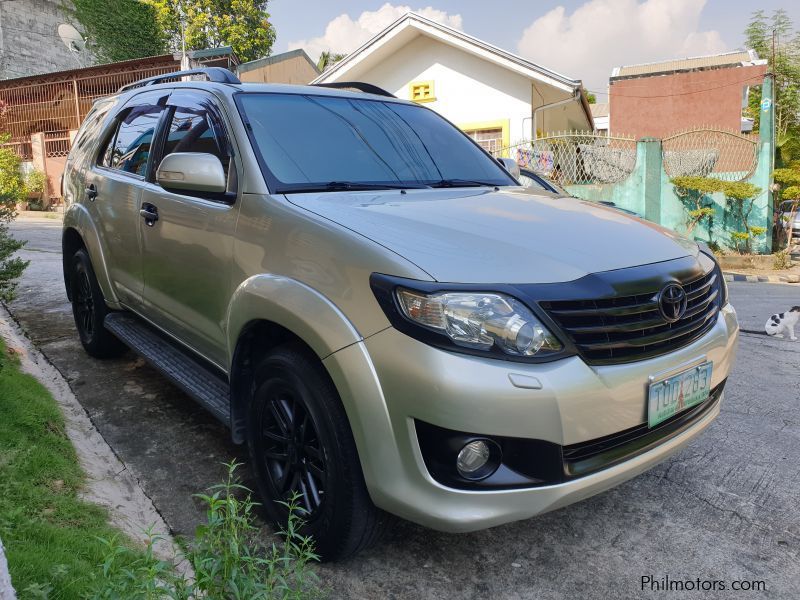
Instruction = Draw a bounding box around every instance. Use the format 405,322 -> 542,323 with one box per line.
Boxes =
585,73 -> 766,100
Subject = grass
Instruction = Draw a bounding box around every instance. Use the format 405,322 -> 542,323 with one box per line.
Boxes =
0,334 -> 322,598
0,336 -> 137,599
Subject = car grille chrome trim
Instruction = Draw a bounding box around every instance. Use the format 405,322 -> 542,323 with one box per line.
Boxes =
540,268 -> 721,365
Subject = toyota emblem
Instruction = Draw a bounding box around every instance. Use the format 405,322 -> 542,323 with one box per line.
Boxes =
658,283 -> 687,323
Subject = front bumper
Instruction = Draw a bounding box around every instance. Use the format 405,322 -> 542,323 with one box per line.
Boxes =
323,304 -> 738,532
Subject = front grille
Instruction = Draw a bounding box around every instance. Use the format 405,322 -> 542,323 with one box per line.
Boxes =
541,268 -> 721,365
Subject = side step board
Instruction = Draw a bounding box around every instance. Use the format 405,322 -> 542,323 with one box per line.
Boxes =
104,312 -> 231,426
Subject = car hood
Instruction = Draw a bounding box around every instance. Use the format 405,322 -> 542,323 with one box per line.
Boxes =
286,187 -> 699,283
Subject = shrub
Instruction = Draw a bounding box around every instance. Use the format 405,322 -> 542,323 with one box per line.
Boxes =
773,249 -> 792,270
88,462 -> 322,599
0,133 -> 28,300
24,169 -> 47,197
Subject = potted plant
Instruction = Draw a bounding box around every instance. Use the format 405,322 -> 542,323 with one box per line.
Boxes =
25,169 -> 48,211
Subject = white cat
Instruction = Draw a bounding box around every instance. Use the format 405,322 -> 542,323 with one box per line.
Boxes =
765,306 -> 800,340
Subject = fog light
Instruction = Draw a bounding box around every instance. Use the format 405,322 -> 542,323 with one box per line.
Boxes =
456,440 -> 491,475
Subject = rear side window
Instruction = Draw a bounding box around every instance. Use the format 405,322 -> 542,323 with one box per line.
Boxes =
163,105 -> 230,178
101,103 -> 165,176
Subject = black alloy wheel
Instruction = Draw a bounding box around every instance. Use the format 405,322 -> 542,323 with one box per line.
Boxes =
69,249 -> 126,358
246,344 -> 390,560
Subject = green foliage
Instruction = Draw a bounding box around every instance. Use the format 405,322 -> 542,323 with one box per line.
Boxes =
144,0 -> 277,63
585,91 -> 597,104
773,167 -> 800,186
672,176 -> 763,253
0,336 -> 139,598
24,169 -> 47,196
744,10 -> 800,165
317,51 -> 346,72
0,134 -> 28,300
69,0 -> 167,62
773,249 -> 793,269
89,462 -> 321,599
722,181 -> 761,201
782,185 -> 800,199
672,175 -> 725,195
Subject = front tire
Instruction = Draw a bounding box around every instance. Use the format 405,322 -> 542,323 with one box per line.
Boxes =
246,344 -> 389,560
69,249 -> 126,358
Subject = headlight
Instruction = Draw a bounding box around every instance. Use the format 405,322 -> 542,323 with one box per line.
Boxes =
395,288 -> 562,357
698,243 -> 728,307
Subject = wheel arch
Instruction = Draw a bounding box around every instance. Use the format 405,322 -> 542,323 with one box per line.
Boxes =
62,204 -> 119,307
226,275 -> 363,443
62,226 -> 86,301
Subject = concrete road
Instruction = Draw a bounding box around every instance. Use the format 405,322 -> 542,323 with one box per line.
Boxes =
7,215 -> 800,599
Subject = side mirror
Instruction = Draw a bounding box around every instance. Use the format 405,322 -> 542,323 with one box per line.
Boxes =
156,152 -> 226,194
497,157 -> 520,179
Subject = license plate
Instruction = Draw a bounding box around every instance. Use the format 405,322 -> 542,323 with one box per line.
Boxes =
647,362 -> 713,428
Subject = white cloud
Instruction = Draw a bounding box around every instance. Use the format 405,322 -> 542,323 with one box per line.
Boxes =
288,3 -> 463,61
516,0 -> 728,95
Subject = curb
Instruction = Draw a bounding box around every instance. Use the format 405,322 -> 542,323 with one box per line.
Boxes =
723,272 -> 800,284
0,306 -> 179,564
0,538 -> 15,600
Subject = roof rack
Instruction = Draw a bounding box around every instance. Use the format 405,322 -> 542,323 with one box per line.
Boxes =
312,81 -> 396,98
118,67 -> 241,92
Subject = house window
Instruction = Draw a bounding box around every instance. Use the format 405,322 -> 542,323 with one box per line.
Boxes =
409,81 -> 435,103
464,127 -> 504,154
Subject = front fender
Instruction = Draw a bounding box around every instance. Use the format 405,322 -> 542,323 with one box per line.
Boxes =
225,274 -> 362,365
63,203 -> 121,309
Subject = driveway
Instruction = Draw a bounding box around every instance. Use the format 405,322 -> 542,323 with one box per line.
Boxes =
8,214 -> 800,599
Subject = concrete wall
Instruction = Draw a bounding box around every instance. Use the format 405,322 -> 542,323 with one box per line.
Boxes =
566,75 -> 775,253
355,35 -> 535,148
0,0 -> 92,80
238,53 -> 319,85
609,64 -> 767,138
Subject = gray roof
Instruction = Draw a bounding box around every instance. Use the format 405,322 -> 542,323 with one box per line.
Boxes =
238,49 -> 320,75
590,103 -> 609,118
612,50 -> 763,79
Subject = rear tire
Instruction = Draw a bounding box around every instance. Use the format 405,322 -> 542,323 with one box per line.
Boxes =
246,344 -> 390,560
69,249 -> 126,358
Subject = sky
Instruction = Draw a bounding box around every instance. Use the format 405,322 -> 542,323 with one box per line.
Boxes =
266,0 -> 800,98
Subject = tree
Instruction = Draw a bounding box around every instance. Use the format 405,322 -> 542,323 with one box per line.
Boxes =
585,92 -> 597,104
69,0 -> 167,63
743,9 -> 800,166
144,0 -> 276,63
0,135 -> 28,301
317,51 -> 346,72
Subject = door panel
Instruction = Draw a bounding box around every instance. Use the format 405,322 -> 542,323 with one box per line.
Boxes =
138,93 -> 240,368
139,186 -> 238,367
86,92 -> 168,307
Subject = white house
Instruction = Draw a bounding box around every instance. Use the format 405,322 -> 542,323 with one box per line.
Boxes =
312,13 -> 593,157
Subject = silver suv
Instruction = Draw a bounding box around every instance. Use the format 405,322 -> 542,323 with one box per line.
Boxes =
62,68 -> 739,560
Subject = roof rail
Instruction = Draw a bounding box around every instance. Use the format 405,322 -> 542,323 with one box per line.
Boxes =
118,67 -> 241,92
312,81 -> 396,98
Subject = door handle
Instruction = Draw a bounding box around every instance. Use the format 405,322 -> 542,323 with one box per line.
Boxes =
139,203 -> 159,226
85,184 -> 97,201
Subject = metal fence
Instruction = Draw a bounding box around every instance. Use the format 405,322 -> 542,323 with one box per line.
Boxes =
0,65 -> 176,152
661,129 -> 758,182
496,132 -> 638,186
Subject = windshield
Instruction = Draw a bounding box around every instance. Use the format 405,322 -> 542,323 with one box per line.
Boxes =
237,93 -> 516,193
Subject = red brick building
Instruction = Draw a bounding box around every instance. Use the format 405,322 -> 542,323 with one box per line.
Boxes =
608,50 -> 767,138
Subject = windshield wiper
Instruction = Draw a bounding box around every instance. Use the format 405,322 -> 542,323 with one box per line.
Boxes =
428,179 -> 500,188
281,181 -> 431,193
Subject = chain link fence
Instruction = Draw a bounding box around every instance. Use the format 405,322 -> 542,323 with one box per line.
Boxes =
662,129 -> 758,181
495,132 -> 638,186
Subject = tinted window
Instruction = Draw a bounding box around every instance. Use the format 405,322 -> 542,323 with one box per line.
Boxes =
237,93 -> 514,192
163,105 -> 229,177
104,103 -> 165,176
